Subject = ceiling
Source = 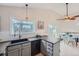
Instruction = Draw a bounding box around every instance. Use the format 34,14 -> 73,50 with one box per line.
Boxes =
0,3 -> 79,16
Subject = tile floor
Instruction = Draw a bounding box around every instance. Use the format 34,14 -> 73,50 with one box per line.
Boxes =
60,40 -> 79,56
35,53 -> 44,56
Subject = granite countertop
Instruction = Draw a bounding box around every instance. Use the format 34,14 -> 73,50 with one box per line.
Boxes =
0,35 -> 61,44
0,39 -> 11,43
43,38 -> 62,44
0,35 -> 48,43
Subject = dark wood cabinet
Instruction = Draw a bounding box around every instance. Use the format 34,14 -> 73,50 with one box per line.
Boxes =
31,39 -> 41,56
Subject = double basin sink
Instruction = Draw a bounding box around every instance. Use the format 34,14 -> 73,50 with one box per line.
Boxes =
11,38 -> 28,44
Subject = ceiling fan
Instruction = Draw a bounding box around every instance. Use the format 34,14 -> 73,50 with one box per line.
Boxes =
57,3 -> 79,20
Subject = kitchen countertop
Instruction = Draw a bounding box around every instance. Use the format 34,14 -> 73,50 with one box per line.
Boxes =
0,35 -> 61,44
0,39 -> 12,43
0,35 -> 48,43
42,38 -> 62,44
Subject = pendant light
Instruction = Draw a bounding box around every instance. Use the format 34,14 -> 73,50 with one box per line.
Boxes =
25,4 -> 29,20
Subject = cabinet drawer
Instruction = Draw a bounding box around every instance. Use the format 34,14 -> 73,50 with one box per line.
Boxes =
22,45 -> 31,49
22,42 -> 31,47
47,42 -> 53,47
7,45 -> 21,51
47,47 -> 53,51
7,49 -> 20,56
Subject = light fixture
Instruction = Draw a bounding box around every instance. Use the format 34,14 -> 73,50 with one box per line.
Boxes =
25,4 -> 29,20
57,3 -> 79,20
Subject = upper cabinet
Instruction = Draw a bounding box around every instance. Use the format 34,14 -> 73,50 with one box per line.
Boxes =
10,17 -> 35,35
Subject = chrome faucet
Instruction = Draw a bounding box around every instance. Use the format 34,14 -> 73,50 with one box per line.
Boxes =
18,28 -> 21,39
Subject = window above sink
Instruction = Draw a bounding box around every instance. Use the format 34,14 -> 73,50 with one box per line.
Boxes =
10,17 -> 35,35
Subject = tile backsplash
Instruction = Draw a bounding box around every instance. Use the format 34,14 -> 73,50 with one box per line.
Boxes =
0,31 -> 37,41
0,31 -> 10,41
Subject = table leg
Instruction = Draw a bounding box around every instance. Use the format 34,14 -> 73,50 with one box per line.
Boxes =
75,38 -> 78,47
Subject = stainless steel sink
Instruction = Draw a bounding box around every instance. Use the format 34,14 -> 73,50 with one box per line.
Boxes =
11,38 -> 28,44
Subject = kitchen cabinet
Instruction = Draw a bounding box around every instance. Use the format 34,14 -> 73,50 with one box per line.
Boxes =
41,39 -> 60,56
47,41 -> 60,56
6,44 -> 21,56
31,39 -> 41,56
7,49 -> 20,56
41,40 -> 47,55
47,42 -> 53,56
5,37 -> 60,56
21,43 -> 31,56
6,42 -> 31,56
41,39 -> 53,56
53,42 -> 60,56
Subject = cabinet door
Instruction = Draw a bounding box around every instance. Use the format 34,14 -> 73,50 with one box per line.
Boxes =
21,43 -> 31,56
47,42 -> 53,56
53,42 -> 60,56
41,40 -> 47,55
7,45 -> 21,51
6,45 -> 21,56
35,40 -> 41,51
31,40 -> 41,56
7,49 -> 20,56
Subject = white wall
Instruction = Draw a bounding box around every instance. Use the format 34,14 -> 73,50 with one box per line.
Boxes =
0,5 -> 61,34
0,4 -> 79,40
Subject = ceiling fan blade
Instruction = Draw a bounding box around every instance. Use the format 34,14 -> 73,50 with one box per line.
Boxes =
69,15 -> 79,20
74,15 -> 79,17
56,18 -> 65,20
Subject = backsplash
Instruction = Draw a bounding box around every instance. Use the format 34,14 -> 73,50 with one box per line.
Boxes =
0,31 -> 10,41
0,31 -> 37,41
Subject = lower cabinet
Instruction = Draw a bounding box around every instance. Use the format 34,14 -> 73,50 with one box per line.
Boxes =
21,43 -> 31,56
6,44 -> 21,56
7,49 -> 20,56
6,39 -> 60,56
41,40 -> 47,55
41,40 -> 60,56
53,42 -> 60,56
31,39 -> 41,56
47,42 -> 53,56
6,42 -> 31,56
